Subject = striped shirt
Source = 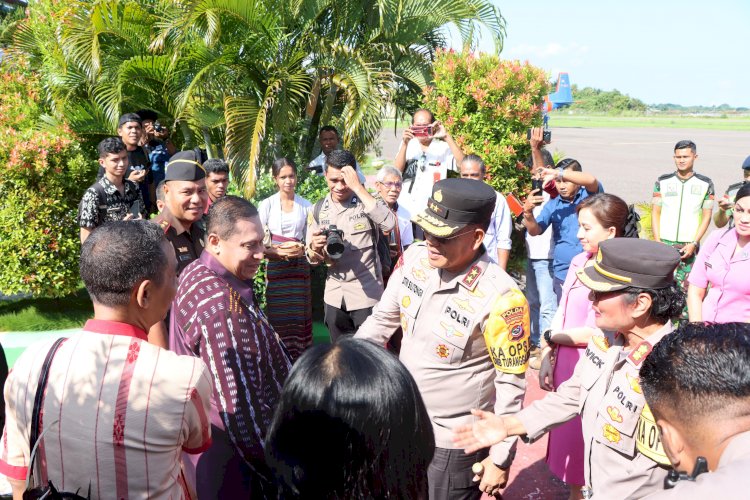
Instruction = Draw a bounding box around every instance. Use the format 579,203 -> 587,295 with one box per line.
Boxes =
170,251 -> 291,495
0,320 -> 213,499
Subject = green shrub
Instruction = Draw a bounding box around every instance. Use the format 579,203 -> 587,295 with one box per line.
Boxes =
422,49 -> 549,195
0,59 -> 92,298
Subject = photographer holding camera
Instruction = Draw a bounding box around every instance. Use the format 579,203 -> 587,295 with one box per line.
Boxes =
394,108 -> 465,218
306,150 -> 397,341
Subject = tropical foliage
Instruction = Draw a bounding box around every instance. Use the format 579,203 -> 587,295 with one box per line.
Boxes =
568,85 -> 647,114
0,59 -> 90,298
423,49 -> 549,195
7,0 -> 506,197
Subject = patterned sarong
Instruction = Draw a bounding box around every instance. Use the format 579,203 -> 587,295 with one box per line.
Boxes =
266,235 -> 313,360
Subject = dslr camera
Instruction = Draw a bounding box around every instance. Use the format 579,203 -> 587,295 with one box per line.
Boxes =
154,120 -> 165,133
322,225 -> 345,260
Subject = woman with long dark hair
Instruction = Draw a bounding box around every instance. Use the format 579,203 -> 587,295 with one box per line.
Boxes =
259,157 -> 313,359
266,338 -> 435,499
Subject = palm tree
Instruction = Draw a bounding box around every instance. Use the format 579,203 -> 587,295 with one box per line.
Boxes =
9,0 -> 505,196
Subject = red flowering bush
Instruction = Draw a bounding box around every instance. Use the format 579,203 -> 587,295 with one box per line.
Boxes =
0,59 -> 91,298
423,50 -> 549,195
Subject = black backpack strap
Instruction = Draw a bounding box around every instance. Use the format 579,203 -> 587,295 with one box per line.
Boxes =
29,338 -> 67,470
90,181 -> 108,224
312,198 -> 325,225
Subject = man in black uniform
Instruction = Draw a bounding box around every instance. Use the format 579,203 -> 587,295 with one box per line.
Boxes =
155,150 -> 208,275
149,149 -> 208,347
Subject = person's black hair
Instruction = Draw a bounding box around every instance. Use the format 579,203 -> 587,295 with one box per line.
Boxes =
80,221 -> 168,307
205,195 -> 259,240
577,193 -> 640,238
135,109 -> 158,122
621,283 -> 685,324
411,108 -> 435,124
271,157 -> 297,178
325,149 -> 356,171
155,180 -> 166,204
318,125 -> 339,138
640,322 -> 750,423
97,137 -> 126,159
524,148 -> 555,169
735,183 -> 750,203
265,338 -> 435,499
204,158 -> 230,176
556,158 -> 582,172
117,112 -> 142,129
674,140 -> 697,154
461,154 -> 486,175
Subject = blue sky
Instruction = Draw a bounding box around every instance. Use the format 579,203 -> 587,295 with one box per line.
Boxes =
447,1 -> 750,107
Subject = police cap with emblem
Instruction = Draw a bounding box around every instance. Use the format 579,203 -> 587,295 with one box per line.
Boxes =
742,155 -> 750,170
577,239 -> 681,292
412,178 -> 496,237
165,149 -> 206,182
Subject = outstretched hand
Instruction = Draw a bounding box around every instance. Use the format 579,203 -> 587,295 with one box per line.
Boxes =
452,409 -> 508,454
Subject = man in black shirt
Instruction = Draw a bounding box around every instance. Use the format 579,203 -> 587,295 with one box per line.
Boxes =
78,137 -> 146,242
97,113 -> 153,211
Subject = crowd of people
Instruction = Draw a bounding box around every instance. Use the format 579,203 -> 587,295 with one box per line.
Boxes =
0,106 -> 748,500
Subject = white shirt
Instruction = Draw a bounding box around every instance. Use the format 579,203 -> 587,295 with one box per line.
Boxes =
396,204 -> 414,249
484,191 -> 513,263
525,192 -> 554,259
258,192 -> 312,242
397,139 -> 456,215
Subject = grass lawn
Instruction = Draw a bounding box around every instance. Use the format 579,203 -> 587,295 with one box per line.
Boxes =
0,288 -> 92,332
550,113 -> 750,131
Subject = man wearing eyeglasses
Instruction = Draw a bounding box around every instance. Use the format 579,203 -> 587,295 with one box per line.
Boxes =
356,178 -> 530,499
375,166 -> 415,269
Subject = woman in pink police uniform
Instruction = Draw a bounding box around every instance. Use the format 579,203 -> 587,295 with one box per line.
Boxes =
688,183 -> 750,323
538,193 -> 640,499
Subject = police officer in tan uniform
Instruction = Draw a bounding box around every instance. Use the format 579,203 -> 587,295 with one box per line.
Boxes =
306,149 -> 396,340
639,322 -> 750,498
356,178 -> 531,499
149,150 -> 208,348
453,238 -> 685,499
154,150 -> 208,275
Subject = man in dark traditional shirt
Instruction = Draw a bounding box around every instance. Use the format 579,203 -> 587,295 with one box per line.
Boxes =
78,137 -> 145,242
170,195 -> 291,499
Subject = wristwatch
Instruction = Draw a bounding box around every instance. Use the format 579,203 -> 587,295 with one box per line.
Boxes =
543,329 -> 555,347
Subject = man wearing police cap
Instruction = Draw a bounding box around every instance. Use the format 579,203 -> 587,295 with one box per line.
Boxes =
356,178 -> 531,499
454,238 -> 686,499
155,149 -> 209,275
150,149 -> 208,347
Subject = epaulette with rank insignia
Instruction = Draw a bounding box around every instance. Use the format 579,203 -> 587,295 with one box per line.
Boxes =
157,219 -> 171,233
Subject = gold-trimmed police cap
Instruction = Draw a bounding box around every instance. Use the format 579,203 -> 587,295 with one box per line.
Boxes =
165,150 -> 206,181
412,178 -> 496,237
577,239 -> 680,292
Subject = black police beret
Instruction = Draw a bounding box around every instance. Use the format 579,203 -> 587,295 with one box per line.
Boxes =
165,150 -> 206,182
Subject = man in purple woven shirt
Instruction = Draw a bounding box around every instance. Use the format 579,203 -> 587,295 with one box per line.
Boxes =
170,195 -> 291,499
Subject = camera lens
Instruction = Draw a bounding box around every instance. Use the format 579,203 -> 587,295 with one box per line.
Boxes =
325,226 -> 345,260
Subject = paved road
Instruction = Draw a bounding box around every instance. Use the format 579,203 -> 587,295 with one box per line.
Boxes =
376,127 -> 749,206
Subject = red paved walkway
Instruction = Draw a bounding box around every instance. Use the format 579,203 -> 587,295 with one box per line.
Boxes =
490,368 -> 570,500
